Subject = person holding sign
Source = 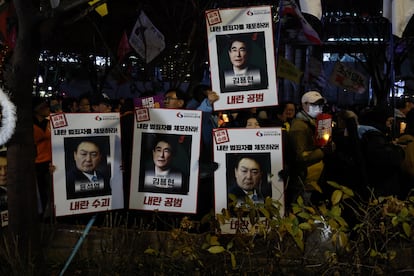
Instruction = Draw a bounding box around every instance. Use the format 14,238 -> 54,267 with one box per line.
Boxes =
163,88 -> 188,109
220,33 -> 268,93
141,135 -> 189,195
228,155 -> 271,205
286,91 -> 334,208
66,139 -> 111,199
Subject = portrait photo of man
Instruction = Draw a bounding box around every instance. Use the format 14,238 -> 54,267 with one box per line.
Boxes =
217,32 -> 269,93
139,133 -> 191,195
65,137 -> 111,199
226,153 -> 272,206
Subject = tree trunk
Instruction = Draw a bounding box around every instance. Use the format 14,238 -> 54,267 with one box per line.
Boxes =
6,0 -> 41,262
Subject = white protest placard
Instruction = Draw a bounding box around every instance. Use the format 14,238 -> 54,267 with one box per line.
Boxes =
213,127 -> 284,233
206,6 -> 278,111
129,108 -> 202,213
329,62 -> 367,93
50,113 -> 123,217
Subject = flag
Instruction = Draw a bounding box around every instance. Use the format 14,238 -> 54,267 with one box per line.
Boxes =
383,0 -> 414,38
117,31 -> 132,62
277,55 -> 303,84
282,0 -> 322,45
0,3 -> 16,49
299,0 -> 322,19
88,0 -> 108,17
129,11 -> 165,63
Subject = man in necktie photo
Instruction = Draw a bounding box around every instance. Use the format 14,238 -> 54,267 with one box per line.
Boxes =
65,137 -> 111,199
227,153 -> 272,207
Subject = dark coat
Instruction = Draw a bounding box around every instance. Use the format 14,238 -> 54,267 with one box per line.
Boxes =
360,128 -> 405,198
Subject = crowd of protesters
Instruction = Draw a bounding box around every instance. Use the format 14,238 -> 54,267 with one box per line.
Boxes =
2,87 -> 414,226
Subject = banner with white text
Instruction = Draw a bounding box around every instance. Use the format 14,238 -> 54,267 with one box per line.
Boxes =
213,127 -> 284,233
129,108 -> 202,213
50,113 -> 123,216
206,6 -> 278,111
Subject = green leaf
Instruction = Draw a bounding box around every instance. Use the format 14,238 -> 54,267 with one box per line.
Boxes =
339,231 -> 348,247
328,218 -> 339,229
297,211 -> 311,219
335,216 -> 349,228
297,196 -> 304,205
327,181 -> 341,189
391,216 -> 399,227
210,235 -> 220,246
388,250 -> 397,261
228,193 -> 238,202
305,206 -> 316,214
144,248 -> 157,255
259,207 -> 270,219
292,206 -> 301,214
226,240 -> 234,250
293,235 -> 304,251
341,186 -> 354,197
207,245 -> 226,254
299,222 -> 312,230
330,205 -> 342,217
265,196 -> 273,207
217,214 -> 225,225
230,252 -> 237,269
399,207 -> 409,218
331,190 -> 343,205
403,222 -> 411,237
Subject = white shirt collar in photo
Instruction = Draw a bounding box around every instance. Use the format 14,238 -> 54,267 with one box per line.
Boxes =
233,67 -> 248,75
154,167 -> 171,177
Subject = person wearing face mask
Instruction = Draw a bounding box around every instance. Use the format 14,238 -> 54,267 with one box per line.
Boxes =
285,91 -> 334,209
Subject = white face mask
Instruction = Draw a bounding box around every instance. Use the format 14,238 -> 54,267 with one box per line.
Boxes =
307,104 -> 323,118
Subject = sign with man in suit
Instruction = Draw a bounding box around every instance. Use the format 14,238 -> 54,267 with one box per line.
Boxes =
129,108 -> 202,214
213,127 -> 284,233
50,112 -> 123,216
206,6 -> 278,111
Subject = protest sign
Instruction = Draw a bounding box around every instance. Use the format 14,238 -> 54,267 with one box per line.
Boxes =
330,62 -> 367,93
206,6 -> 278,110
134,95 -> 164,108
50,113 -> 123,216
129,108 -> 202,213
213,127 -> 284,233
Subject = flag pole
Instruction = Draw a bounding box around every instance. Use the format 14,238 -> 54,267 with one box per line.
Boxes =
59,215 -> 97,276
